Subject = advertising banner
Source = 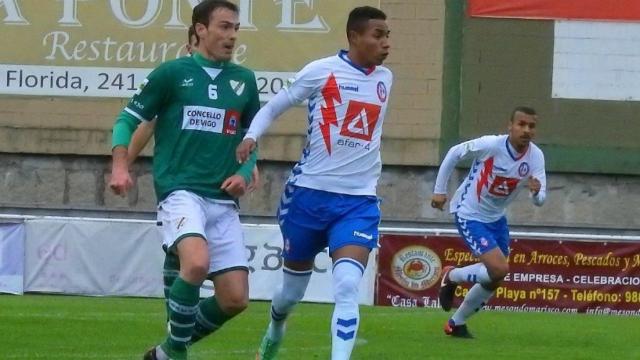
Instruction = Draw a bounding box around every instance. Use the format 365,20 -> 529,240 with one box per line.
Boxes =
468,0 -> 640,21
0,0 -> 378,101
21,219 -> 376,304
377,234 -> 640,315
0,222 -> 25,294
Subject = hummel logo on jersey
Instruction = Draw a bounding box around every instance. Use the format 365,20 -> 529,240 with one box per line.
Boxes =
353,231 -> 373,240
180,78 -> 194,87
339,83 -> 359,92
230,80 -> 245,96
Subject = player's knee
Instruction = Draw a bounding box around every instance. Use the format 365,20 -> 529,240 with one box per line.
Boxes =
333,272 -> 360,304
181,263 -> 208,283
219,293 -> 249,316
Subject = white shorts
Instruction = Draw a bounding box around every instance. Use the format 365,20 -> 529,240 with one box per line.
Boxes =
157,190 -> 248,275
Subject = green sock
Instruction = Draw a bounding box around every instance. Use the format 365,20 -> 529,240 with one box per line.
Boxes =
190,296 -> 235,344
163,252 -> 180,321
161,277 -> 200,359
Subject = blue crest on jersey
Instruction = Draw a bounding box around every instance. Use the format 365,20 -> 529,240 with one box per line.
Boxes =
518,162 -> 530,177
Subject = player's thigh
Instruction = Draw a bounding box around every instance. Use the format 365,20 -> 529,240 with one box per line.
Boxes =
327,195 -> 380,260
158,190 -> 208,256
454,215 -> 502,257
204,202 -> 249,275
278,186 -> 329,262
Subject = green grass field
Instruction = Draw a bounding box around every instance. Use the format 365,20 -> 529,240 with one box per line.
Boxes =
0,294 -> 637,359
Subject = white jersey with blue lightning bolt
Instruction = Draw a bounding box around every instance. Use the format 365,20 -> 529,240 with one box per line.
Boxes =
246,50 -> 393,196
433,135 -> 547,223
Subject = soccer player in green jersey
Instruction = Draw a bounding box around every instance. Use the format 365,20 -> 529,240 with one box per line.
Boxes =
109,1 -> 259,359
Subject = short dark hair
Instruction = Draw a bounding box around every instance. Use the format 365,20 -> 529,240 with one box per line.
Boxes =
192,0 -> 238,28
187,25 -> 199,46
510,106 -> 537,121
346,6 -> 386,36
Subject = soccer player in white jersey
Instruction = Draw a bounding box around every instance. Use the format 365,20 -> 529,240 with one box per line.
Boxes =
431,106 -> 546,338
236,6 -> 391,360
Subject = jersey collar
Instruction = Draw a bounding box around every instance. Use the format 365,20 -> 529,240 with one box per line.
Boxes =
505,137 -> 529,161
338,50 -> 376,75
192,52 -> 229,68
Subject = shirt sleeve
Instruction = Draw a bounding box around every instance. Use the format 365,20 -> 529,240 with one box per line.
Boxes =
530,149 -> 547,206
433,136 -> 497,194
235,150 -> 258,186
111,110 -> 140,149
244,62 -> 321,141
124,64 -> 171,122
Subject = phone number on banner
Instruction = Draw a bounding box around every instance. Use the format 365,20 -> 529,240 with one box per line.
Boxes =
0,64 -> 293,102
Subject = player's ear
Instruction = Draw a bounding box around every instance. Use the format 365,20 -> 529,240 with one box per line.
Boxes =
195,23 -> 207,38
347,29 -> 359,46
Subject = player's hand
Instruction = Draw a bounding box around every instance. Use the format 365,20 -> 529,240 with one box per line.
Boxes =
247,165 -> 260,193
236,138 -> 257,164
221,175 -> 247,198
528,176 -> 541,195
109,167 -> 133,197
110,146 -> 133,197
430,194 -> 447,211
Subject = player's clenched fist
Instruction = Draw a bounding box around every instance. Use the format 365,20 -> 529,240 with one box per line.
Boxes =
430,193 -> 447,210
221,174 -> 247,198
236,138 -> 256,163
528,176 -> 541,195
109,169 -> 133,197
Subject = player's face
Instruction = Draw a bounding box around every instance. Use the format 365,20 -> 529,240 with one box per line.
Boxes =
197,8 -> 240,61
508,111 -> 537,150
353,19 -> 390,66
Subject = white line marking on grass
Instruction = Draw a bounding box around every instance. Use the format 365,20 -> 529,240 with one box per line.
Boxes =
5,353 -> 133,359
194,337 -> 368,356
4,311 -> 158,320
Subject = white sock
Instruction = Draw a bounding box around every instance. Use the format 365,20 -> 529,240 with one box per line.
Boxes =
267,267 -> 311,341
451,283 -> 493,325
449,262 -> 491,284
331,258 -> 364,360
154,345 -> 170,360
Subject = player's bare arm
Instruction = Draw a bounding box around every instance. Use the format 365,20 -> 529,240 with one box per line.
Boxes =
109,146 -> 133,197
127,120 -> 156,165
236,138 -> 257,163
247,165 -> 260,193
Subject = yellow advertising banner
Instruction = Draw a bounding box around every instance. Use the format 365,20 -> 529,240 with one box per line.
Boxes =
0,0 -> 378,100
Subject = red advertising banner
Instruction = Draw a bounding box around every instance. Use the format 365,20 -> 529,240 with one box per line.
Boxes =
376,234 -> 640,315
468,0 -> 640,22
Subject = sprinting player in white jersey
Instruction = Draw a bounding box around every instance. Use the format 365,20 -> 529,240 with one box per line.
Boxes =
236,6 -> 391,360
431,106 -> 546,338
